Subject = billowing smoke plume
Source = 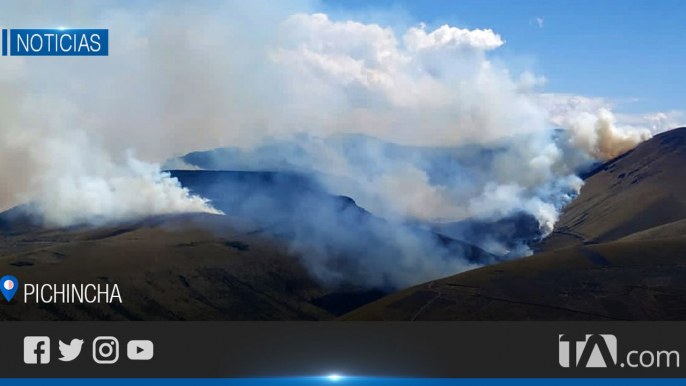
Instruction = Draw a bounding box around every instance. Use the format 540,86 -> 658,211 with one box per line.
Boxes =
0,1 -> 671,288
561,108 -> 652,160
37,151 -> 222,227
0,61 -> 221,227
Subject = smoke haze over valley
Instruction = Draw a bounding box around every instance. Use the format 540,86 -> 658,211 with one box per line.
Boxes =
0,1 -> 684,296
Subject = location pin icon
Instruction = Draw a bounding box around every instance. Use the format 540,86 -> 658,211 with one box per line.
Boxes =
1,275 -> 18,302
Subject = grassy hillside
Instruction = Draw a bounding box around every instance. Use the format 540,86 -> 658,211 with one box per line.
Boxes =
0,171 -> 494,320
0,213 -> 334,320
343,128 -> 686,321
342,236 -> 686,320
539,127 -> 686,250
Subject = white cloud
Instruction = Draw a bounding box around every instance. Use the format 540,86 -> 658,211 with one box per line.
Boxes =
539,92 -> 684,136
536,17 -> 544,28
272,13 -> 547,146
404,23 -> 504,51
538,93 -> 611,126
517,71 -> 548,92
614,110 -> 685,134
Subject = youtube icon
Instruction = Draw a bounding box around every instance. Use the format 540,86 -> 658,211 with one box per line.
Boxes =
127,340 -> 153,361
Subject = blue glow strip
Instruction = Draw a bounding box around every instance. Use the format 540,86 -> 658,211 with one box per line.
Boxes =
3,379 -> 686,386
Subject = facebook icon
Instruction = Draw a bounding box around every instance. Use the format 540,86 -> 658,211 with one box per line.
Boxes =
24,336 -> 50,364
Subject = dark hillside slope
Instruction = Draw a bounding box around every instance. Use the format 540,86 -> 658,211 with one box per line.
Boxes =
0,171 -> 494,320
343,128 -> 686,321
539,127 -> 686,250
342,236 -> 686,321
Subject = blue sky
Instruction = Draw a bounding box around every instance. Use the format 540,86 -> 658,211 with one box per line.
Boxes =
321,0 -> 685,115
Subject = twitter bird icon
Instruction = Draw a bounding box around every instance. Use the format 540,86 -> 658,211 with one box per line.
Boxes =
59,339 -> 84,362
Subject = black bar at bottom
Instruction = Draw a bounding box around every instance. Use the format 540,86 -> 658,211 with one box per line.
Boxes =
2,322 -> 685,378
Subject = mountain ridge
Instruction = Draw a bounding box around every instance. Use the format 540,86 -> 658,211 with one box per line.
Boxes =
342,127 -> 686,321
0,170 -> 496,320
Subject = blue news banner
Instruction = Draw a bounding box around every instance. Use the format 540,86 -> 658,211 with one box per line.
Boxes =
2,29 -> 108,56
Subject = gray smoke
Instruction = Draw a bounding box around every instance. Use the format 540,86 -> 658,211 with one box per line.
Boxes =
0,1 -> 663,288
